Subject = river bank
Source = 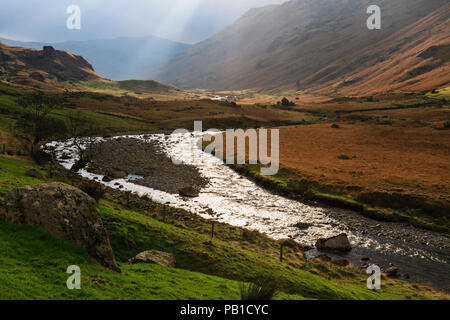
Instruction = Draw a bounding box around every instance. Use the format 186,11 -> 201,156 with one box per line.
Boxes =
45,132 -> 450,293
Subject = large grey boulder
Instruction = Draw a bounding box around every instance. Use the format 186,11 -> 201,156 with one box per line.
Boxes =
315,233 -> 352,252
0,182 -> 120,272
128,250 -> 175,268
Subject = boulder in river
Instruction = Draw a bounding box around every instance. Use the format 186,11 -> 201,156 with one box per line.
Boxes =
292,222 -> 311,230
107,168 -> 127,179
315,233 -> 352,252
0,182 -> 120,272
179,186 -> 198,198
128,250 -> 175,268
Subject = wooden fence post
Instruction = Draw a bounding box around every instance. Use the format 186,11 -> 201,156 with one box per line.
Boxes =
280,244 -> 284,262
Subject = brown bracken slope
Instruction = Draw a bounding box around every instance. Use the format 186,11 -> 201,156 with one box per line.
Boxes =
150,0 -> 449,94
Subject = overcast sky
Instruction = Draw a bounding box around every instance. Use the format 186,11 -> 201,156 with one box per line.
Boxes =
0,0 -> 287,44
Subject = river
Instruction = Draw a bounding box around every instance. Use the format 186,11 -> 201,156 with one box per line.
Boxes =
45,131 -> 450,293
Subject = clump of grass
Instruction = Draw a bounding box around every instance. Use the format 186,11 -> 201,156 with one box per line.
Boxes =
240,277 -> 279,300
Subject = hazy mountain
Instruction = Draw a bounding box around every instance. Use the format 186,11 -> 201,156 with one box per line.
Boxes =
149,0 -> 449,94
0,36 -> 190,80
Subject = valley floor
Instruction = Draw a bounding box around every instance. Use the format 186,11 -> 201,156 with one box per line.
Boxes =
0,83 -> 448,300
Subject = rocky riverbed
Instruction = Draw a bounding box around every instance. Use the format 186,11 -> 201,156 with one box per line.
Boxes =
86,137 -> 208,197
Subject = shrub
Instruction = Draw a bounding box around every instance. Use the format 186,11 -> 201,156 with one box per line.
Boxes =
240,277 -> 279,300
31,149 -> 52,165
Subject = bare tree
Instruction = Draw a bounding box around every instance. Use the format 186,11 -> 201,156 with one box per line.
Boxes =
14,92 -> 64,153
66,110 -> 88,160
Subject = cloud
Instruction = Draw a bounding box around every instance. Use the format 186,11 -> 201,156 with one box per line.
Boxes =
0,0 -> 286,43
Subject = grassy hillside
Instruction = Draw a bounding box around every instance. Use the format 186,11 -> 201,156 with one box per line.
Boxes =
0,43 -> 101,90
0,36 -> 190,80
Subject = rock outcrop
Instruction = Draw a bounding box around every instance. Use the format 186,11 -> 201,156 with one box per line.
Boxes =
0,182 -> 120,272
128,250 -> 175,268
315,233 -> 352,252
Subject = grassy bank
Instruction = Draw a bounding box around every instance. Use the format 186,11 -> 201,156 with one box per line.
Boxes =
0,154 -> 447,300
231,164 -> 449,233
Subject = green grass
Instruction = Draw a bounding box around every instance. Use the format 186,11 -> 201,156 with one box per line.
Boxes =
0,221 -> 244,300
0,86 -> 447,300
425,87 -> 450,101
0,156 -> 48,197
0,83 -> 147,134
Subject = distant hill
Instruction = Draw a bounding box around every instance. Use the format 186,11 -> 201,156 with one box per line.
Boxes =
0,43 -> 102,89
0,36 -> 190,80
148,0 -> 449,94
0,44 -> 183,99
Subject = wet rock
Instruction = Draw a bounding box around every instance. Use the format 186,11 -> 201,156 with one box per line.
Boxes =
128,250 -> 175,268
361,256 -> 370,262
107,168 -> 127,179
25,169 -> 44,180
60,153 -> 72,160
102,176 -> 113,182
332,259 -> 349,267
0,182 -> 120,272
179,186 -> 198,198
316,233 -> 352,252
385,266 -> 399,278
292,222 -> 311,230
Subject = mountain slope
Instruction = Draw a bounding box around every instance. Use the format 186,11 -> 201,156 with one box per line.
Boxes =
318,4 -> 450,95
0,36 -> 190,80
0,43 -> 102,89
149,0 -> 449,93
